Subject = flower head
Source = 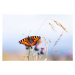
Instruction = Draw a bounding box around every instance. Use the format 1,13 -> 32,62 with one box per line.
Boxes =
26,46 -> 33,50
34,44 -> 39,51
38,52 -> 40,55
40,46 -> 45,54
26,46 -> 30,50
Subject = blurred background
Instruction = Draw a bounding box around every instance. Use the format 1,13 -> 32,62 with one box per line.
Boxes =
2,14 -> 73,61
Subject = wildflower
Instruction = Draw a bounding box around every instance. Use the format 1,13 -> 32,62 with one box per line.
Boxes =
26,46 -> 30,50
34,44 -> 39,51
40,47 -> 45,54
38,52 -> 40,55
31,46 -> 33,49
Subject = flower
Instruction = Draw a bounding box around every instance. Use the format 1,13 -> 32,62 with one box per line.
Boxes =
40,46 -> 45,54
30,47 -> 33,52
26,46 -> 33,50
31,46 -> 33,49
34,44 -> 39,51
26,46 -> 30,50
38,52 -> 40,55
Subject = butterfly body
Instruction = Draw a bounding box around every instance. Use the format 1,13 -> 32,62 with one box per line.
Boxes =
19,36 -> 41,47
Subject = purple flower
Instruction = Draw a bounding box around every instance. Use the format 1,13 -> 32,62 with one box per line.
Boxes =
34,44 -> 39,51
38,52 -> 40,55
40,46 -> 45,54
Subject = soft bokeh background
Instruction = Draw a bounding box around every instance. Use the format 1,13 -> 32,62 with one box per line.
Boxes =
2,14 -> 73,61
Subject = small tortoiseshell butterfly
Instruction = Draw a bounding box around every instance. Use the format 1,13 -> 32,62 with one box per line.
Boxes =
19,36 -> 41,47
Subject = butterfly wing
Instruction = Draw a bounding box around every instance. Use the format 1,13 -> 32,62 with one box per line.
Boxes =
19,36 -> 41,46
19,38 -> 31,46
31,36 -> 41,45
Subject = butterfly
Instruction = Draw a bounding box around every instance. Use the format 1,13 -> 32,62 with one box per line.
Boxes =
19,36 -> 41,47
19,18 -> 48,47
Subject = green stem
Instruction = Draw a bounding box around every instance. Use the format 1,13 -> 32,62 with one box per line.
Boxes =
65,55 -> 72,61
28,47 -> 31,61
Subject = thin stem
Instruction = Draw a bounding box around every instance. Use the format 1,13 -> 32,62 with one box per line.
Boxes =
65,55 -> 72,61
45,43 -> 48,58
28,47 -> 31,61
35,51 -> 37,61
38,54 -> 40,61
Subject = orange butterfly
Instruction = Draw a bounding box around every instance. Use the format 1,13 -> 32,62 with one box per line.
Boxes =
19,36 -> 41,47
19,18 -> 48,47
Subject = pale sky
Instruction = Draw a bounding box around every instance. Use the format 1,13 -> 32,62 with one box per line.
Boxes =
3,15 -> 73,55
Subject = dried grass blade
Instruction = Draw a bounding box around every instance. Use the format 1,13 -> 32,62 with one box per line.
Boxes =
53,20 -> 67,32
53,32 -> 63,47
49,23 -> 56,32
48,39 -> 52,43
42,37 -> 48,44
52,51 -> 58,53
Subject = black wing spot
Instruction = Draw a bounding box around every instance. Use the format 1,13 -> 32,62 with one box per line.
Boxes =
19,41 -> 21,44
23,39 -> 24,41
